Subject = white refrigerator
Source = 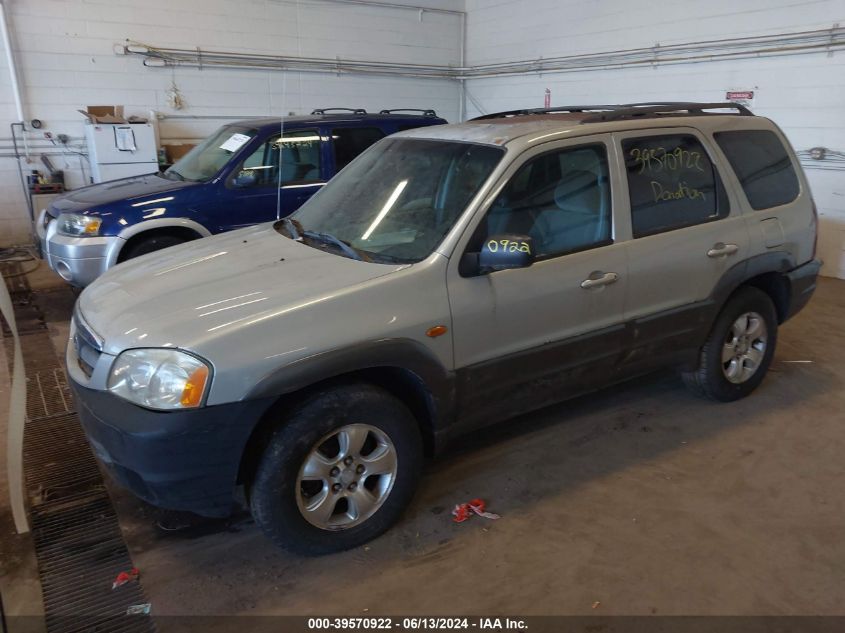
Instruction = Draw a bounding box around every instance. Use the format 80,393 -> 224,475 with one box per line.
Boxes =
85,122 -> 158,183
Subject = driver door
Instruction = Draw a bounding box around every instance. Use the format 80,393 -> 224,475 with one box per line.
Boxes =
215,129 -> 325,231
447,135 -> 629,430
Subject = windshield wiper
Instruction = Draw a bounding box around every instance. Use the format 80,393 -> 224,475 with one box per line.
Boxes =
166,169 -> 185,181
282,217 -> 302,241
302,230 -> 365,262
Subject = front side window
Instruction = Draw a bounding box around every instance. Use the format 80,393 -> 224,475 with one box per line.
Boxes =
623,134 -> 729,237
476,144 -> 612,259
165,126 -> 257,182
714,130 -> 800,210
236,129 -> 322,187
332,127 -> 386,171
283,138 -> 503,263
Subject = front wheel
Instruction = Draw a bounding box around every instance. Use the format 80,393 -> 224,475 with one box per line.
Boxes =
120,234 -> 187,261
250,383 -> 423,555
682,286 -> 778,401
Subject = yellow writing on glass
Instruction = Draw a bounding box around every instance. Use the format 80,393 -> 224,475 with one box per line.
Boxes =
651,180 -> 707,203
630,147 -> 705,174
487,239 -> 532,254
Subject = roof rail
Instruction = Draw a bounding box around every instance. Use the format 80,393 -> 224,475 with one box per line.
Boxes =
379,108 -> 438,117
470,105 -> 620,121
471,102 -> 753,123
311,108 -> 367,115
581,102 -> 753,123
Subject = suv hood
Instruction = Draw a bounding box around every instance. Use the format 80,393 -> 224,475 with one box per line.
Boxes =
78,224 -> 403,355
48,173 -> 195,216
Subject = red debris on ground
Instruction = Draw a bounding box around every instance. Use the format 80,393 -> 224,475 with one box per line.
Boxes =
452,498 -> 501,523
111,567 -> 140,590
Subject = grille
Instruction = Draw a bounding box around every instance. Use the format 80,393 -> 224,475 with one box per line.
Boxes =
72,309 -> 103,378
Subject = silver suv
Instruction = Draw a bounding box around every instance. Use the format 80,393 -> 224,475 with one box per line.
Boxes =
69,103 -> 820,554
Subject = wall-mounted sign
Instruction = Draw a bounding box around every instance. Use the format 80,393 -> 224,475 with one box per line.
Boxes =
726,90 -> 755,108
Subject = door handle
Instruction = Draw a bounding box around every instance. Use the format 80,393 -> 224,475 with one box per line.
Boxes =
580,271 -> 618,289
707,242 -> 739,258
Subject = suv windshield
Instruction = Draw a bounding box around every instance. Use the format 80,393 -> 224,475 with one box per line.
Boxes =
281,138 -> 503,263
164,126 -> 258,182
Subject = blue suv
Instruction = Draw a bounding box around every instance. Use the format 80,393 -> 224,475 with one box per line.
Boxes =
38,108 -> 447,286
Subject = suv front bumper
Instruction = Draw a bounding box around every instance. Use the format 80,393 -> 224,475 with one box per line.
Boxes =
37,210 -> 123,287
69,374 -> 274,517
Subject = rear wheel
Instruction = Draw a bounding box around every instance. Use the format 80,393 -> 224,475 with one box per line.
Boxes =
120,233 -> 187,261
250,383 -> 423,555
682,286 -> 778,401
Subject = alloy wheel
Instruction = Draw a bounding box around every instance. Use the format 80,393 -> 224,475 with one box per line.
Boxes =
722,311 -> 768,384
295,424 -> 398,530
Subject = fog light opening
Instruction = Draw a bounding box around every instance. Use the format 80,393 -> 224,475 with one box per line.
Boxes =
55,260 -> 73,281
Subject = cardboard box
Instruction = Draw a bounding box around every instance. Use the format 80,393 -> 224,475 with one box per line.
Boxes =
162,144 -> 196,163
78,106 -> 127,124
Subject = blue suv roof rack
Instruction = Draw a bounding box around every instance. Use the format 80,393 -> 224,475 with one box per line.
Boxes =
379,108 -> 438,117
311,108 -> 368,115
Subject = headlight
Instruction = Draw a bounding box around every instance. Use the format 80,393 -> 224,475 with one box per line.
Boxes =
57,213 -> 102,236
108,349 -> 210,410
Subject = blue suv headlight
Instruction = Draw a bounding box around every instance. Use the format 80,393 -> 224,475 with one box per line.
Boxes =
57,213 -> 102,236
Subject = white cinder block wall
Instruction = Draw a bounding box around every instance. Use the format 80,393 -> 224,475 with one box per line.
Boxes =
464,0 -> 845,279
0,0 -> 464,246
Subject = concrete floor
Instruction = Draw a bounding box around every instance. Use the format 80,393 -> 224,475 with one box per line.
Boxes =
2,265 -> 844,622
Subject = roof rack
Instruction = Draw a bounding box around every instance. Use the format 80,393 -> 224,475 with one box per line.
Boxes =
581,102 -> 753,123
311,108 -> 367,115
379,108 -> 438,117
470,105 -> 619,121
471,102 -> 753,123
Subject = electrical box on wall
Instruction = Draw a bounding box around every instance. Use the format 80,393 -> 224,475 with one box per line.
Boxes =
84,122 -> 158,183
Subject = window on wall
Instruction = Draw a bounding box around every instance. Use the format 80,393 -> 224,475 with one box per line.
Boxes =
622,135 -> 729,237
714,130 -> 800,210
238,129 -> 321,186
480,144 -> 612,259
332,127 -> 386,171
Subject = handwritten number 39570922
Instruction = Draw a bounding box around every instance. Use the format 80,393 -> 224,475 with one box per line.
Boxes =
630,147 -> 705,175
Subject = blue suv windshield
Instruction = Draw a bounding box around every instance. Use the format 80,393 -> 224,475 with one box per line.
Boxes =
282,138 -> 504,264
164,126 -> 258,182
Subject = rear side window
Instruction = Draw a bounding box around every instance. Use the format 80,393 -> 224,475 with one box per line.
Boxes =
332,127 -> 386,171
714,130 -> 800,210
622,134 -> 729,238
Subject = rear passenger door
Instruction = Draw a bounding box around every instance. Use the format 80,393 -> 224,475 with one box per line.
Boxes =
328,126 -> 386,177
616,128 -> 749,367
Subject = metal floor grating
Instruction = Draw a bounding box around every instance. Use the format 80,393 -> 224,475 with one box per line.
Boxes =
3,273 -> 156,632
28,367 -> 74,420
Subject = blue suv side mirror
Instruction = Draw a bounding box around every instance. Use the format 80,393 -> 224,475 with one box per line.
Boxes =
234,170 -> 259,187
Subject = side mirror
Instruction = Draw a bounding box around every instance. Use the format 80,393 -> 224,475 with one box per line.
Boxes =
234,170 -> 258,187
478,234 -> 535,274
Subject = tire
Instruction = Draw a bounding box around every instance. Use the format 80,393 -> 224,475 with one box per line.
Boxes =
250,383 -> 423,555
120,234 -> 187,261
682,286 -> 778,402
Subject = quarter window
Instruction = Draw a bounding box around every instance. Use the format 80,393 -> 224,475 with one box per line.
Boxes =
478,144 -> 612,259
714,130 -> 800,210
623,135 -> 728,238
332,127 -> 386,171
237,129 -> 321,187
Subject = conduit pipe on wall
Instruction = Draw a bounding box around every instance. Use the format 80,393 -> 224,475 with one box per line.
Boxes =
123,25 -> 845,80
0,1 -> 24,123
